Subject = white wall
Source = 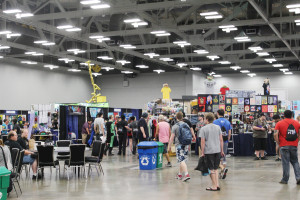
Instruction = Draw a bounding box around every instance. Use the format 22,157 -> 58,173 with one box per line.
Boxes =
0,62 -> 92,110
97,72 -> 192,109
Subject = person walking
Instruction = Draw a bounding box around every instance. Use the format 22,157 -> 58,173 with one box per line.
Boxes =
274,110 -> 300,184
129,116 -> 139,155
271,115 -> 282,161
168,112 -> 196,182
94,113 -> 105,141
252,113 -> 268,160
213,109 -> 232,179
200,113 -> 224,191
195,115 -> 205,156
104,115 -> 115,156
155,115 -> 172,167
138,113 -> 149,142
81,118 -> 92,144
116,115 -> 130,155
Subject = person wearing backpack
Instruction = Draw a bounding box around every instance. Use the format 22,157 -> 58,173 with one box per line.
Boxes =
200,113 -> 224,191
274,110 -> 300,184
104,115 -> 115,156
214,109 -> 232,179
168,112 -> 196,182
252,113 -> 268,160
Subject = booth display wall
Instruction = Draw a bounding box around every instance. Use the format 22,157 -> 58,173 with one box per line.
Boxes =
0,62 -> 92,110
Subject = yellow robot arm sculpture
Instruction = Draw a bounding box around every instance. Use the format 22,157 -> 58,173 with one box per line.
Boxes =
86,61 -> 102,103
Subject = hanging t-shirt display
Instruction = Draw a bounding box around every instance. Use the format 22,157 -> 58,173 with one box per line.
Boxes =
206,95 -> 213,105
219,95 -> 225,104
212,95 -> 219,104
244,98 -> 250,105
262,105 -> 268,112
250,98 -> 256,105
244,105 -> 250,112
225,105 -> 232,112
232,98 -> 238,105
238,98 -> 244,105
226,98 -> 232,104
256,96 -> 262,105
238,105 -> 244,113
198,97 -> 206,105
213,105 -> 219,112
232,105 -> 238,113
219,104 -> 225,110
206,104 -> 213,112
261,96 -> 268,105
256,106 -> 262,112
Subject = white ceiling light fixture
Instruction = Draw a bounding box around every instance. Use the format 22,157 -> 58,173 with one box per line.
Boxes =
173,41 -> 191,48
249,46 -> 263,52
265,58 -> 276,63
287,4 -> 300,14
150,31 -> 171,37
124,18 -> 148,28
15,13 -> 33,19
208,72 -> 216,75
90,4 -> 111,9
194,50 -> 209,54
3,9 -> 22,14
44,64 -> 59,70
58,58 -> 75,63
136,65 -> 149,69
97,56 -> 113,60
89,35 -> 110,42
213,74 -> 222,78
247,73 -> 256,77
21,60 -> 37,65
102,67 -> 114,71
92,73 -> 102,77
66,27 -> 82,32
0,56 -> 3,58
153,69 -> 165,74
284,72 -> 293,75
0,31 -> 12,35
131,21 -> 148,28
159,58 -> 174,62
67,49 -> 86,55
240,70 -> 250,73
42,42 -> 55,46
230,66 -> 241,70
68,69 -> 81,72
34,40 -> 48,44
120,44 -> 136,49
256,52 -> 270,56
121,71 -> 133,74
207,55 -> 220,60
124,18 -> 142,23
32,53 -> 44,56
80,0 -> 101,5
205,15 -> 223,19
190,67 -> 202,71
177,63 -> 187,68
200,11 -> 223,19
295,19 -> 300,26
6,33 -> 21,38
0,45 -> 10,49
144,53 -> 160,58
219,25 -> 237,33
273,64 -> 283,67
57,25 -> 73,29
219,61 -> 231,64
234,36 -> 251,42
116,60 -> 131,65
279,68 -> 289,72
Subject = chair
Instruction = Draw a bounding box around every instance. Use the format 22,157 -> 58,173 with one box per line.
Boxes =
85,141 -> 105,176
56,140 -> 71,160
11,150 -> 24,197
37,145 -> 59,179
64,144 -> 86,180
10,148 -> 19,173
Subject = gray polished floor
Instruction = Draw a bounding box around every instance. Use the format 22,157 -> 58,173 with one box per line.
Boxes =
9,149 -> 300,200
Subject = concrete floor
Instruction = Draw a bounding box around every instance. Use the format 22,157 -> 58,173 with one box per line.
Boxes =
8,149 -> 300,200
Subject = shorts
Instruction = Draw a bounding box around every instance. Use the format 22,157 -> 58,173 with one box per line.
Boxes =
176,144 -> 189,163
253,138 -> 267,151
23,155 -> 35,164
128,135 -> 132,139
163,143 -> 168,154
205,153 -> 221,170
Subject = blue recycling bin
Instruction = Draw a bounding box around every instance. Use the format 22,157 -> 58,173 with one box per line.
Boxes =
137,141 -> 158,170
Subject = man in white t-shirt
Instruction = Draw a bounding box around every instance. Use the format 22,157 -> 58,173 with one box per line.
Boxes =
94,113 -> 105,140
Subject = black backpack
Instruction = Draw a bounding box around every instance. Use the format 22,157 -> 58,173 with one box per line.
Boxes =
285,122 -> 298,141
221,126 -> 228,141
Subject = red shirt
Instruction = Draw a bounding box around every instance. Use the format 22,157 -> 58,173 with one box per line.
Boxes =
220,87 -> 229,95
275,119 -> 300,147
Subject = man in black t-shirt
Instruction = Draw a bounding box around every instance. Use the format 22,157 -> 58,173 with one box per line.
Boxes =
129,116 -> 139,155
138,113 -> 149,142
17,129 -> 29,150
116,115 -> 130,155
12,119 -> 21,136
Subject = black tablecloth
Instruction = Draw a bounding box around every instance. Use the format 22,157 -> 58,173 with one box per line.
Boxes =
233,133 -> 276,156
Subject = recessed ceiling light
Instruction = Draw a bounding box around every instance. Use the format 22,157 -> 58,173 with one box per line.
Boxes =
124,18 -> 141,23
57,25 -> 73,29
265,58 -> 276,63
219,25 -> 237,33
15,13 -> 33,18
90,4 -> 110,9
120,44 -> 136,49
42,42 -> 55,46
230,66 -> 241,70
219,61 -> 231,64
136,65 -> 149,69
116,60 -> 131,65
3,9 -> 22,14
235,36 -> 251,42
25,51 -> 36,55
247,73 -> 256,77
173,41 -> 191,47
89,35 -> 104,39
59,58 -> 75,63
279,68 -> 289,72
150,31 -> 166,34
80,0 -> 101,5
121,71 -> 133,74
205,15 -> 223,19
286,4 -> 300,9
159,58 -> 174,62
249,46 -> 263,52
131,21 -> 148,28
7,33 -> 21,38
97,56 -> 113,60
66,27 -> 82,32
21,60 -> 37,65
144,53 -> 160,58
207,55 -> 220,60
240,70 -> 250,73
190,67 -> 202,71
0,31 -> 12,35
0,46 -> 10,49
92,73 -> 102,77
156,33 -> 171,36
102,67 -> 114,71
96,37 -> 110,42
0,56 -> 3,58
194,50 -> 209,54
44,65 -> 59,70
153,69 -> 165,74
32,53 -> 44,56
272,64 -> 283,67
177,63 -> 187,68
256,52 -> 270,56
34,40 -> 48,44
200,11 -> 219,16
68,69 -> 81,72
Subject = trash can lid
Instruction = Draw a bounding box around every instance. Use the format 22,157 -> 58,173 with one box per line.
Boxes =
0,167 -> 11,176
156,141 -> 164,146
137,141 -> 158,149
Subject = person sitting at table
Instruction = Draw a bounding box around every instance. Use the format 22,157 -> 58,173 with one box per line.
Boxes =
5,131 -> 41,179
17,129 -> 29,150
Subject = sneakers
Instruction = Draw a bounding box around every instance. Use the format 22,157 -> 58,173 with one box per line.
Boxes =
279,180 -> 287,184
275,158 -> 281,161
297,179 -> 300,185
222,168 -> 228,179
175,174 -> 182,180
254,157 -> 260,161
32,174 -> 42,180
182,174 -> 191,182
166,162 -> 172,167
261,156 -> 268,160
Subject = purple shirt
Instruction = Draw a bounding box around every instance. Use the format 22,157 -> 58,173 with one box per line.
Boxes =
81,122 -> 90,134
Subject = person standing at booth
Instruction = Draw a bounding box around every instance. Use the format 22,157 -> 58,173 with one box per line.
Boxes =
81,118 -> 92,144
117,115 -> 130,156
252,113 -> 268,160
94,113 -> 105,141
138,113 -> 149,142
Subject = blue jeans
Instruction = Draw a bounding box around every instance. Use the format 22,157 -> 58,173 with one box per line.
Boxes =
280,146 -> 300,182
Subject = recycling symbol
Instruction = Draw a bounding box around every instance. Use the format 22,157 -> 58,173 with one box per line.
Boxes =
159,154 -> 162,164
140,156 -> 149,166
152,154 -> 156,165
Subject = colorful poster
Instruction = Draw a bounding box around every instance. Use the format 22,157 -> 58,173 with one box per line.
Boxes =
213,105 -> 219,112
262,96 -> 268,105
273,96 -> 278,105
198,96 -> 206,105
268,96 -> 274,105
256,96 -> 262,105
219,104 -> 225,110
225,105 -> 232,112
262,105 -> 268,112
274,105 -> 278,112
250,105 -> 256,112
250,98 -> 256,105
206,95 -> 213,105
244,105 -> 250,112
206,104 -> 213,112
268,105 -> 274,112
199,105 -> 205,112
232,105 -> 238,113
212,95 -> 219,104
232,98 -> 238,105
219,95 -> 225,104
226,98 -> 232,104
238,98 -> 244,105
238,105 -> 244,113
256,106 -> 262,112
244,98 -> 250,105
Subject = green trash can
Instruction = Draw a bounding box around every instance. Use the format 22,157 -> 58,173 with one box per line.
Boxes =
0,167 -> 11,200
156,142 -> 164,168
